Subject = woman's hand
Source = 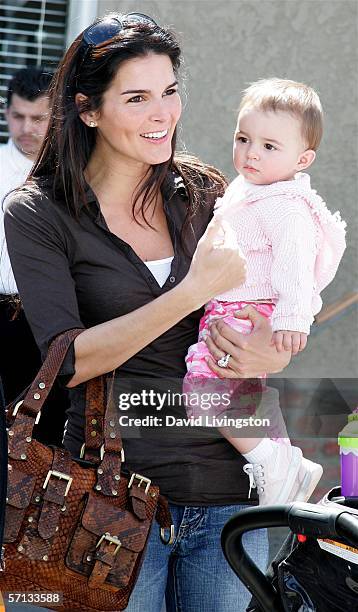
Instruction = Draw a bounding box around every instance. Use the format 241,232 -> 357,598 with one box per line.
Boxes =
204,305 -> 292,378
184,216 -> 247,308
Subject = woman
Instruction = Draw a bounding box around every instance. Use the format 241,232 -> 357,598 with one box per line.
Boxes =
4,13 -> 291,612
0,378 -> 6,562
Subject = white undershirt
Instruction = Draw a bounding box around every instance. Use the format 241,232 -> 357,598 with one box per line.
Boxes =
144,256 -> 174,287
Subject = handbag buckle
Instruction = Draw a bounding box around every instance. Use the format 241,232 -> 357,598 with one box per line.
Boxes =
96,532 -> 121,556
79,444 -> 125,462
128,473 -> 151,494
43,470 -> 73,497
100,444 -> 125,463
12,400 -> 41,425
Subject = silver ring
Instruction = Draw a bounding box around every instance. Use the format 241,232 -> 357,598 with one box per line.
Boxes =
217,353 -> 231,368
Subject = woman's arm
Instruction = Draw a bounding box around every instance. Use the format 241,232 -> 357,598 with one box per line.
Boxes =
62,217 -> 247,386
5,189 -> 246,387
204,305 -> 292,378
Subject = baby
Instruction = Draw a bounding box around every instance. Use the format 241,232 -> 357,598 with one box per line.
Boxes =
184,78 -> 346,505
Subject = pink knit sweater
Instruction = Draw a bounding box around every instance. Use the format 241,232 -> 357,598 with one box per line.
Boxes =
214,173 -> 346,334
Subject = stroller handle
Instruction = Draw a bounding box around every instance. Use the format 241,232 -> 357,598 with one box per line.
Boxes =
221,502 -> 358,612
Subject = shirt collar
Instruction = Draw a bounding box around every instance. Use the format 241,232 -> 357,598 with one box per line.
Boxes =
162,170 -> 188,202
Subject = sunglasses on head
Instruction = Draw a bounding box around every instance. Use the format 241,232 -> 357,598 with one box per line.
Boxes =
77,13 -> 158,71
76,13 -> 158,84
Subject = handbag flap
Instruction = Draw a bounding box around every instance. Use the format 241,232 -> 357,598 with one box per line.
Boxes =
82,495 -> 149,552
7,467 -> 36,509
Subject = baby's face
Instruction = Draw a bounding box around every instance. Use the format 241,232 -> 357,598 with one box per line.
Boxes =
233,107 -> 310,184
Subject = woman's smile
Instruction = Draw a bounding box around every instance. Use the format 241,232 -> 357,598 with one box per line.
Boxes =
140,128 -> 169,142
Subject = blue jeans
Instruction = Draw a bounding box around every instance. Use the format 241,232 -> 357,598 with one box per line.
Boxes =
126,503 -> 269,612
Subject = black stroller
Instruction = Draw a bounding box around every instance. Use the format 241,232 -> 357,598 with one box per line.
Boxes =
222,488 -> 358,612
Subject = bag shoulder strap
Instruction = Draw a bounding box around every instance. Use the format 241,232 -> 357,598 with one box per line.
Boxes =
10,328 -> 84,421
81,375 -> 124,465
8,329 -> 125,493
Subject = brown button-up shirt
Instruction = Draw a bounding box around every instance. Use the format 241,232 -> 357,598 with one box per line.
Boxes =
5,170 -> 253,505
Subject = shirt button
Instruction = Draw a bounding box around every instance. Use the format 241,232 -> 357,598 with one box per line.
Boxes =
169,276 -> 176,283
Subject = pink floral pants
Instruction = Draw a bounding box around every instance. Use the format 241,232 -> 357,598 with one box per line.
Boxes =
183,300 -> 288,441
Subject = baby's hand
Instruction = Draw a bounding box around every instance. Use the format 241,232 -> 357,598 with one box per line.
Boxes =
272,330 -> 308,356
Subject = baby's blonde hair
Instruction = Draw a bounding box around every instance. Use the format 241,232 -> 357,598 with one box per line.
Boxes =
239,78 -> 323,151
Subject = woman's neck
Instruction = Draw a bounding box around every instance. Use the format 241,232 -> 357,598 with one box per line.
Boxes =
85,146 -> 152,215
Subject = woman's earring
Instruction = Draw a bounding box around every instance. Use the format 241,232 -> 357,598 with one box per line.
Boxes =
89,121 -> 97,128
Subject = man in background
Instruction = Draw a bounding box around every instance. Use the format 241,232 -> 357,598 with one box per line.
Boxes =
0,66 -> 52,207
0,67 -> 67,445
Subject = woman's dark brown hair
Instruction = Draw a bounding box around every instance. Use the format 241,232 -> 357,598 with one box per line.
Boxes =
28,13 -> 227,231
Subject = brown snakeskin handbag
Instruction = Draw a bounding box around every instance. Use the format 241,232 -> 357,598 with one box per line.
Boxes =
0,329 -> 173,611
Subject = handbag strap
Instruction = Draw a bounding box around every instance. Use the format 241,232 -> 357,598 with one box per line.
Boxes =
8,328 -> 84,460
17,328 -> 84,417
8,329 -> 125,495
81,375 -> 124,465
